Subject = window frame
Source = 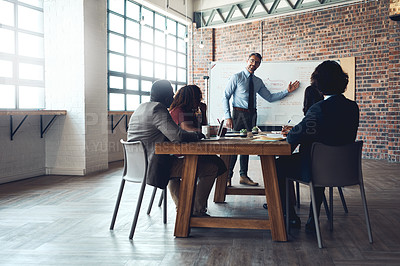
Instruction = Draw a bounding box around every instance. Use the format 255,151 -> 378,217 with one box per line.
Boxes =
107,0 -> 188,111
0,0 -> 45,110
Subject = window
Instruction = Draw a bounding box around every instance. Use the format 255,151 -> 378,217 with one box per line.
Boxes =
107,0 -> 188,111
0,0 -> 44,109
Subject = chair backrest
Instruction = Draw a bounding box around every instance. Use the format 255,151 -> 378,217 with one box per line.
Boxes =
310,141 -> 363,187
120,139 -> 148,183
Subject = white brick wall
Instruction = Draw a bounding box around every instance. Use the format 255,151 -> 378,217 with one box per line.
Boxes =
84,0 -> 108,173
0,116 -> 45,184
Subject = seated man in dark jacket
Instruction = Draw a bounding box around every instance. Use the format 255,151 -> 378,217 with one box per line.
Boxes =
127,80 -> 225,216
277,60 -> 359,231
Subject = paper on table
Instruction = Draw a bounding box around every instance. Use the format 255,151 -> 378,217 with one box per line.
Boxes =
253,134 -> 286,141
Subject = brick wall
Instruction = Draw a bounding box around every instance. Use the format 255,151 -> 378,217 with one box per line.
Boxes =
190,0 -> 400,162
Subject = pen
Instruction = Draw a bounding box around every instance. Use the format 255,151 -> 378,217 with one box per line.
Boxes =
217,119 -> 220,124
287,119 -> 291,124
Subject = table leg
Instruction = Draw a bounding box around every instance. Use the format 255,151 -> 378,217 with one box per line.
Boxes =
260,155 -> 287,241
174,155 -> 198,237
213,155 -> 231,203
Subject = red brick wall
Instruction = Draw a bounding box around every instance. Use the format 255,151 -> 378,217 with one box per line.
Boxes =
189,0 -> 400,162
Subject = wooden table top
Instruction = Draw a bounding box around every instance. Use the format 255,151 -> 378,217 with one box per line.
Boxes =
155,137 -> 291,156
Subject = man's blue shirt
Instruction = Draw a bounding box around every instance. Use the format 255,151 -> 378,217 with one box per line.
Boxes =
222,69 -> 289,119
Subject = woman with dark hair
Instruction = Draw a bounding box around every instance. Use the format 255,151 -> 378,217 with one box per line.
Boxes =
277,60 -> 359,231
168,85 -> 227,215
170,85 -> 206,132
303,85 -> 324,115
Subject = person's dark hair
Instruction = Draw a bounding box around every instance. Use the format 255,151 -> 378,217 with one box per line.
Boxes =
169,85 -> 202,112
303,85 -> 324,115
150,80 -> 173,106
310,60 -> 348,95
248,53 -> 262,61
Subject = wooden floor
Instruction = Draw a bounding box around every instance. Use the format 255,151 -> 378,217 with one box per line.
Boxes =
0,158 -> 400,265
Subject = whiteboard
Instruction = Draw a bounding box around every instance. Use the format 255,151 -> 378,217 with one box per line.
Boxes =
208,60 -> 324,126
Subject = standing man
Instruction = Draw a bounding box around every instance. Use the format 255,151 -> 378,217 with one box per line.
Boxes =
222,53 -> 300,187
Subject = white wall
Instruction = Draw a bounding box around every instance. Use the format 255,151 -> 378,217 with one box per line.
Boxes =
44,0 -> 87,175
84,0 -> 109,173
0,116 -> 46,184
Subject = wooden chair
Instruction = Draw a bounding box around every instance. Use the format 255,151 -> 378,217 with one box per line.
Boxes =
286,141 -> 373,248
109,140 -> 166,239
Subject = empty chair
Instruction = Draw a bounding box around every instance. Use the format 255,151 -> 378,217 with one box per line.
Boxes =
286,141 -> 373,248
110,139 -> 167,239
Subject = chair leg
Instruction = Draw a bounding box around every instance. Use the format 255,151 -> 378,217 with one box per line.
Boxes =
296,181 -> 300,209
163,188 -> 167,224
110,179 -> 126,230
359,184 -> 373,243
338,187 -> 348,213
129,176 -> 147,239
158,191 -> 164,207
329,187 -> 333,231
286,179 -> 290,236
310,184 -> 323,248
147,187 -> 158,215
322,193 -> 330,221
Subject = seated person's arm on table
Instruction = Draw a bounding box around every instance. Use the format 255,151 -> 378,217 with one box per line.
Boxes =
153,104 -> 199,142
285,105 -> 320,151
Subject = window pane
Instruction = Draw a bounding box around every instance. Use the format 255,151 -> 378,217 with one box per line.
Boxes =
19,63 -> 43,81
0,28 -> 15,54
167,35 -> 176,50
109,13 -> 124,34
177,38 -> 186,53
109,33 -> 124,54
126,57 -> 139,75
141,60 -> 153,77
0,60 -> 13,78
154,30 -> 165,47
126,20 -> 139,39
155,47 -> 165,63
19,86 -> 44,109
19,0 -> 43,8
126,94 -> 140,110
167,50 -> 176,65
108,0 -> 124,15
142,26 -> 153,43
109,53 -> 124,72
0,84 -> 15,109
141,43 -> 153,61
109,93 -> 125,110
155,13 -> 165,30
126,78 -> 139,91
109,76 -> 123,89
178,68 -> 186,82
0,1 -> 14,27
126,38 -> 139,57
167,19 -> 176,35
167,66 -> 176,81
18,33 -> 44,58
141,80 -> 152,92
142,8 -> 153,27
18,6 -> 43,33
177,53 -> 186,68
126,1 -> 140,21
178,23 -> 186,39
142,95 -> 150,103
155,63 -> 165,79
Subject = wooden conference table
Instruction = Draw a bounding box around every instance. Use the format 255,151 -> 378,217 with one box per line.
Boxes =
155,137 -> 291,241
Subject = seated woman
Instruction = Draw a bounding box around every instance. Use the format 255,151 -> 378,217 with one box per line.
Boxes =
170,85 -> 206,132
168,85 -> 227,215
303,85 -> 324,115
278,61 -> 359,231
